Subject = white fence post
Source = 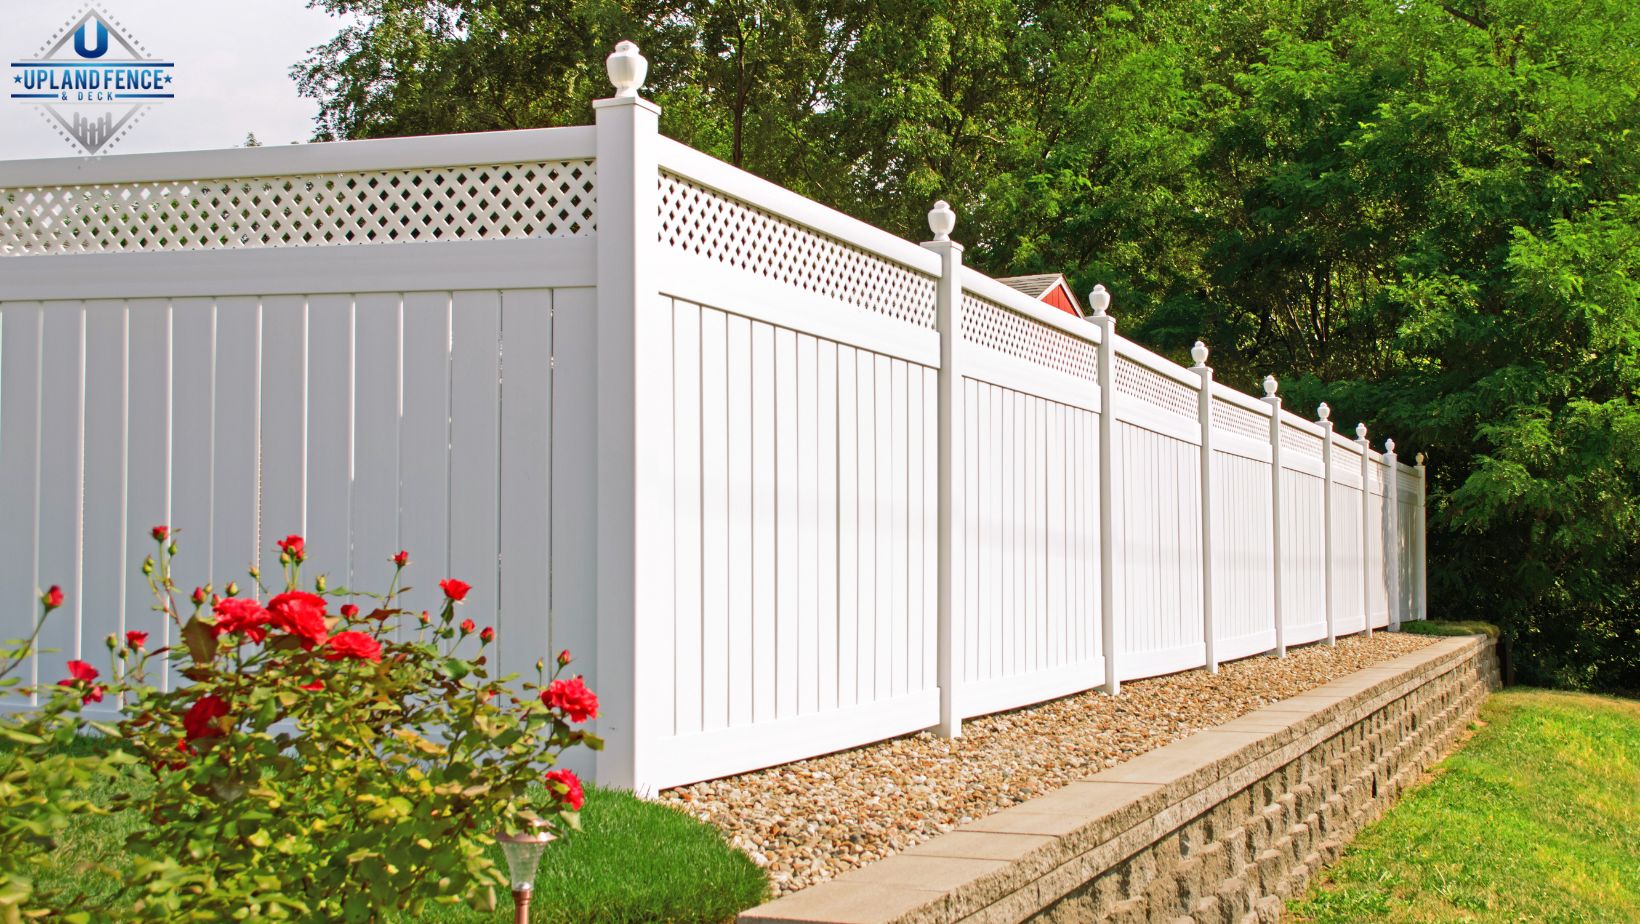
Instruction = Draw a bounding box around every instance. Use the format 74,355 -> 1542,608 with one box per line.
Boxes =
1384,439 -> 1400,630
1089,286 -> 1120,695
1263,376 -> 1286,657
1318,403 -> 1336,646
923,202 -> 963,738
1191,342 -> 1217,673
1415,452 -> 1428,621
593,42 -> 671,793
1355,423 -> 1372,637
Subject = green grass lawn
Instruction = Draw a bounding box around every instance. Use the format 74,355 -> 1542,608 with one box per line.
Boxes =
1397,619 -> 1500,639
28,740 -> 768,924
1289,688 -> 1640,923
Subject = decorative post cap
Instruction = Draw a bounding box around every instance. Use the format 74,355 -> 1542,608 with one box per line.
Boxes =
1416,452 -> 1426,465
1385,438 -> 1396,453
1262,375 -> 1278,397
927,200 -> 956,241
1317,402 -> 1331,421
606,41 -> 648,97
1088,285 -> 1111,317
1356,422 -> 1368,440
1190,341 -> 1209,367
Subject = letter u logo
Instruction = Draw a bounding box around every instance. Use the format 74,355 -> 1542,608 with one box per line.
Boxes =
74,20 -> 109,59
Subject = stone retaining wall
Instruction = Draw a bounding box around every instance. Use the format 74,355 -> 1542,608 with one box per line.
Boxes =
740,635 -> 1501,924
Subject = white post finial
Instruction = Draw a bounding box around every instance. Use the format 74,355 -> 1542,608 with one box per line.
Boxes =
1190,341 -> 1209,367
1317,402 -> 1331,421
1088,284 -> 1111,317
606,41 -> 648,97
927,200 -> 956,242
1356,422 -> 1368,440
1385,438 -> 1396,453
1416,452 -> 1425,465
1262,374 -> 1278,397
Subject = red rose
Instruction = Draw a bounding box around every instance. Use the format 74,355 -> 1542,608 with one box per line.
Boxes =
213,597 -> 272,643
541,676 -> 599,723
557,649 -> 572,667
392,550 -> 410,567
42,585 -> 64,611
322,630 -> 383,662
439,579 -> 471,602
125,630 -> 148,649
479,626 -> 495,643
151,525 -> 170,542
340,603 -> 359,619
459,618 -> 476,635
543,768 -> 585,811
182,694 -> 230,741
268,591 -> 329,649
57,659 -> 104,704
277,534 -> 306,563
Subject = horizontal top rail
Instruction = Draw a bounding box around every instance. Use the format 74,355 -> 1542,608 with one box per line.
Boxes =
0,126 -> 597,188
1211,380 -> 1274,416
1115,335 -> 1204,390
656,138 -> 941,279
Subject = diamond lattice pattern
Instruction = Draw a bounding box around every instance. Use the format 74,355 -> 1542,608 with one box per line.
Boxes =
960,292 -> 1098,381
1212,396 -> 1270,442
1280,420 -> 1324,458
1116,355 -> 1197,418
658,172 -> 937,329
0,161 -> 596,255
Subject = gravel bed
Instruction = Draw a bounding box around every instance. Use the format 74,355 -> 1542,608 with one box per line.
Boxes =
659,631 -> 1437,896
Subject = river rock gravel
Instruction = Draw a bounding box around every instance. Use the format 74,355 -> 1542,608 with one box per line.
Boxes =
658,631 -> 1437,896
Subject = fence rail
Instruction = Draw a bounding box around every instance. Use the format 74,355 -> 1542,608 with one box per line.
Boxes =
0,44 -> 1426,794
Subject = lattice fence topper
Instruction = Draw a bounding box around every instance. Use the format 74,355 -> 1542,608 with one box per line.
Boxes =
1280,420 -> 1325,459
961,291 -> 1098,381
1116,354 -> 1197,418
1212,394 -> 1271,443
658,171 -> 938,329
0,161 -> 596,255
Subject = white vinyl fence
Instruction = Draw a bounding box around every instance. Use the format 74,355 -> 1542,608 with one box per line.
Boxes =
0,44 -> 1427,793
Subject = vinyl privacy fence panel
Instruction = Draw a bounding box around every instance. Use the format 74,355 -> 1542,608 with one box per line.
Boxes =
0,47 -> 1428,793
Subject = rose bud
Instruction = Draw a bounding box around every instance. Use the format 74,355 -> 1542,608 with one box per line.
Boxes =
43,585 -> 64,611
557,649 -> 572,667
340,604 -> 359,619
479,626 -> 495,643
225,581 -> 239,597
191,587 -> 206,606
151,525 -> 170,542
459,618 -> 476,636
392,550 -> 410,567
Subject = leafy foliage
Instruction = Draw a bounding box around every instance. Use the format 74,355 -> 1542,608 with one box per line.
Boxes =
295,0 -> 1640,689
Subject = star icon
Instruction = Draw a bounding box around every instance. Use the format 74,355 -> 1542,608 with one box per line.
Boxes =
164,73 -> 173,84
12,74 -> 20,84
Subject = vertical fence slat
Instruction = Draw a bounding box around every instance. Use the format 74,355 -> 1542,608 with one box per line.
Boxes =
170,298 -> 215,603
547,286 -> 597,777
211,297 -> 260,589
776,328 -> 800,717
726,315 -> 755,725
305,294 -> 353,589
260,295 -> 307,549
497,289 -> 552,679
751,321 -> 777,720
398,291 -> 451,598
0,304 -> 42,692
836,345 -> 859,709
817,341 -> 839,712
448,290 -> 501,655
81,300 -> 127,685
37,304 -> 82,675
125,300 -> 170,684
350,293 -> 402,612
701,307 -> 729,729
795,333 -> 818,714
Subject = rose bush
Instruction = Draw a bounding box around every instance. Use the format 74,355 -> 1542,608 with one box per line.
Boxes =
2,526 -> 602,922
103,529 -> 602,921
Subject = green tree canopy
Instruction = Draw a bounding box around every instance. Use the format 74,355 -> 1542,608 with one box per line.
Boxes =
297,0 -> 1640,690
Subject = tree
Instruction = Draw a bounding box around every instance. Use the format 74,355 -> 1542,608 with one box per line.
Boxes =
295,0 -> 1640,690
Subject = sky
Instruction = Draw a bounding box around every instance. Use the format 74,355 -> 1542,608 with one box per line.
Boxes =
1,0 -> 348,160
